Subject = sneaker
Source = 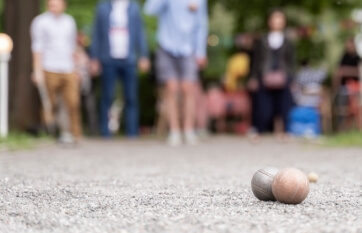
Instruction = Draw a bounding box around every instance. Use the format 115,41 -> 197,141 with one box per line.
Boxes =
167,131 -> 182,147
196,129 -> 209,140
247,127 -> 260,144
184,130 -> 199,146
58,132 -> 76,145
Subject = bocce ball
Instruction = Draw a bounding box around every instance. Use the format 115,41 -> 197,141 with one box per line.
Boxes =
251,167 -> 279,201
308,172 -> 319,183
272,168 -> 310,204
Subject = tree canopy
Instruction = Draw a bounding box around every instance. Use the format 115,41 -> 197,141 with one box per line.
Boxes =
209,0 -> 362,32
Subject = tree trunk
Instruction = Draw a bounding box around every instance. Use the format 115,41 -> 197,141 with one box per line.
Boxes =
4,0 -> 40,131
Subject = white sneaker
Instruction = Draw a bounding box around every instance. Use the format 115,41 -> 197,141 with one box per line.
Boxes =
58,132 -> 75,145
196,129 -> 209,140
167,131 -> 182,147
184,130 -> 199,146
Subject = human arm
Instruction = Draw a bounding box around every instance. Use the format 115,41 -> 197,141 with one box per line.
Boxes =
32,53 -> 44,85
70,17 -> 82,81
30,18 -> 45,84
286,40 -> 297,85
195,0 -> 208,69
70,18 -> 77,66
89,4 -> 102,76
247,39 -> 262,91
135,3 -> 150,72
143,0 -> 168,16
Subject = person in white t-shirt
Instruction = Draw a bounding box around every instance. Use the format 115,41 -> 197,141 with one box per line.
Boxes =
31,0 -> 82,144
90,0 -> 149,138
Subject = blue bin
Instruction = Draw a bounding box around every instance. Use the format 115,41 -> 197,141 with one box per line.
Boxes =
288,107 -> 321,137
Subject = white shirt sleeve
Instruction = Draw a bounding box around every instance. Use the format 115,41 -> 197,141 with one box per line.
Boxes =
69,17 -> 77,52
30,17 -> 44,53
144,0 -> 168,16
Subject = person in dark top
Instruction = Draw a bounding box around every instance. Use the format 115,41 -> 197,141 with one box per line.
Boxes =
334,38 -> 360,89
247,9 -> 295,141
333,38 -> 361,131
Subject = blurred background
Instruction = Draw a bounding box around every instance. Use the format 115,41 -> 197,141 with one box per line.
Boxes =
1,0 -> 362,143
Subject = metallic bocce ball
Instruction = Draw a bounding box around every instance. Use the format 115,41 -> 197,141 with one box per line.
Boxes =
251,167 -> 279,201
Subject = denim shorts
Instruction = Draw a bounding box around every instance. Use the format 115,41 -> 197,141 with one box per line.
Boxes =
155,47 -> 198,83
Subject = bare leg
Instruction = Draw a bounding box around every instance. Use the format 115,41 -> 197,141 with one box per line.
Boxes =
274,116 -> 291,142
274,116 -> 284,136
155,86 -> 168,136
165,80 -> 183,146
166,80 -> 180,132
194,83 -> 208,131
181,81 -> 196,131
181,81 -> 199,145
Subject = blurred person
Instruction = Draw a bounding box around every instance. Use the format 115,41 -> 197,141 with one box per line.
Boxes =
225,34 -> 253,92
31,0 -> 82,144
238,34 -> 260,134
294,60 -> 328,108
206,85 -> 251,134
224,48 -> 250,92
144,0 -> 208,146
206,34 -> 252,135
155,82 -> 209,139
333,38 -> 361,131
90,0 -> 150,138
289,60 -> 328,138
333,38 -> 361,90
75,32 -> 99,135
247,9 -> 295,141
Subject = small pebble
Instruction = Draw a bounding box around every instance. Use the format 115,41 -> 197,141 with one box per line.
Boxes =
308,172 -> 319,183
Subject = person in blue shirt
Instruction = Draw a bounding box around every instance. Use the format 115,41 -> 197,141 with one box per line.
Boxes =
144,0 -> 208,146
90,0 -> 150,138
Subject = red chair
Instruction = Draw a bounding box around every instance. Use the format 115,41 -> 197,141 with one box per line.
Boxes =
207,87 -> 251,134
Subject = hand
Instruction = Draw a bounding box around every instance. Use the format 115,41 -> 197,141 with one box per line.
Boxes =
290,82 -> 298,93
31,70 -> 44,85
75,71 -> 82,83
196,57 -> 208,70
138,58 -> 150,73
247,78 -> 259,92
189,3 -> 198,12
89,59 -> 101,77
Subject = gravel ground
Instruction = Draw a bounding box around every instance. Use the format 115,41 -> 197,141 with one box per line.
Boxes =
0,136 -> 361,233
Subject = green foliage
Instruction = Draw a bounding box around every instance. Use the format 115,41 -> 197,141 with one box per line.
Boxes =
205,1 -> 362,80
0,133 -> 50,151
67,0 -> 99,30
205,43 -> 229,81
296,38 -> 326,65
0,0 -> 4,32
324,131 -> 362,147
143,15 -> 158,51
209,0 -> 362,32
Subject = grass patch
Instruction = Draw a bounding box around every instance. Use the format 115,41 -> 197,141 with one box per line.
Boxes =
324,131 -> 362,147
0,133 -> 50,151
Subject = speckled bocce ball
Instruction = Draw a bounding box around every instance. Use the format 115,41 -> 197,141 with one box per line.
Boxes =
272,168 -> 310,204
251,167 -> 279,201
